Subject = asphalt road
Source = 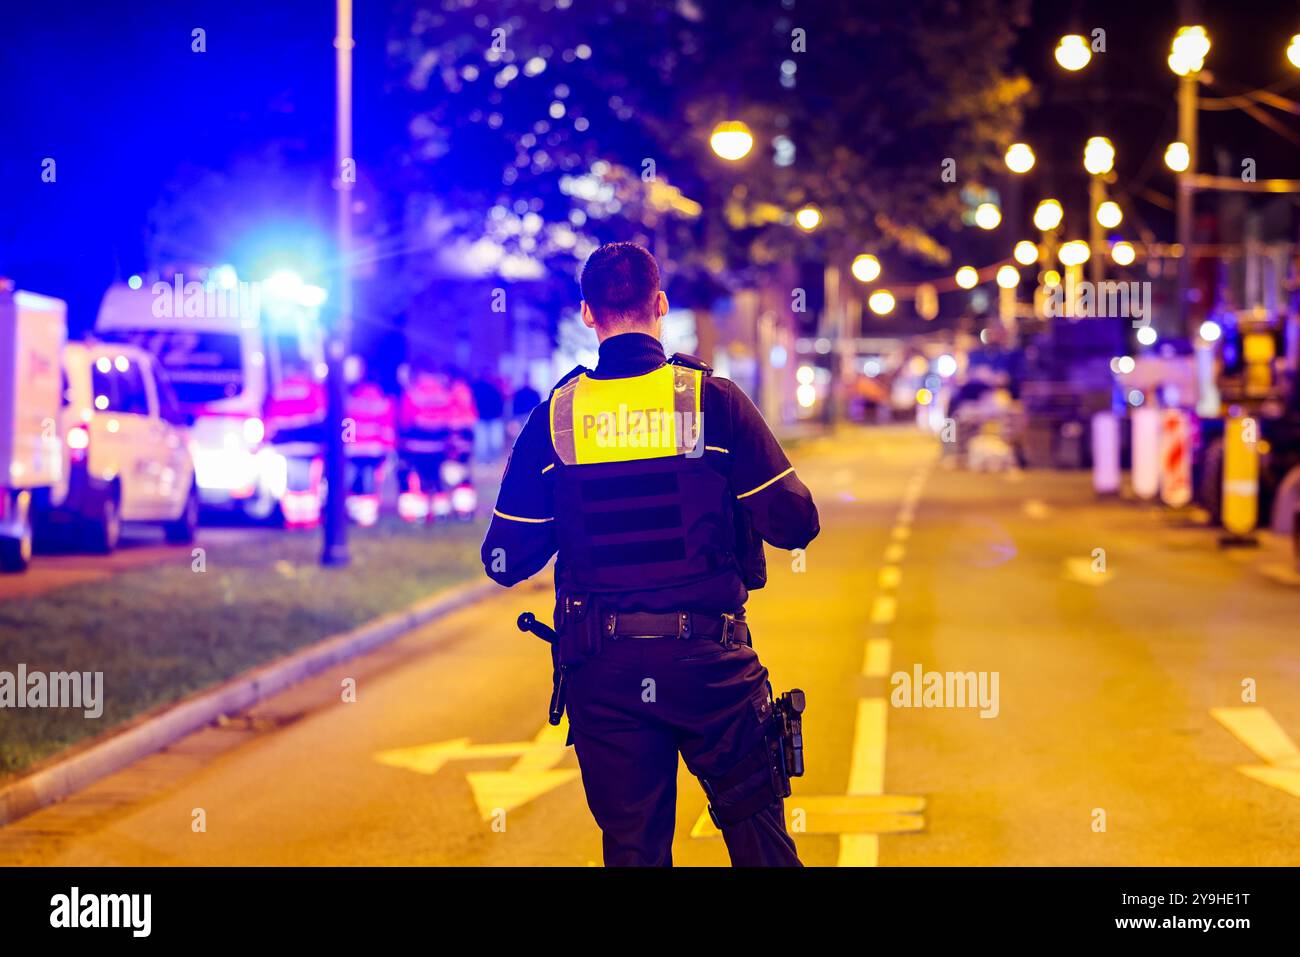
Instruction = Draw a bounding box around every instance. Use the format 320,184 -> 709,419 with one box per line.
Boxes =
2,425 -> 1297,866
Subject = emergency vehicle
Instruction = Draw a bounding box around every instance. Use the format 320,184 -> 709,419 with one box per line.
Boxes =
94,271 -> 326,524
0,286 -> 65,571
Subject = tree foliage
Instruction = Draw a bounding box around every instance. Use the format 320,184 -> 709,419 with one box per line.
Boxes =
386,0 -> 1031,302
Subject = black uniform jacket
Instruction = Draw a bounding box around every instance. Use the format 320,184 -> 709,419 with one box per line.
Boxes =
481,332 -> 820,614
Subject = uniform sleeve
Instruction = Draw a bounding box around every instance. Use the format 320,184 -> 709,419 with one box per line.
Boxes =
481,404 -> 557,586
723,381 -> 820,550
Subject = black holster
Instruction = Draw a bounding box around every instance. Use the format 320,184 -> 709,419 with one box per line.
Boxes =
553,591 -> 603,669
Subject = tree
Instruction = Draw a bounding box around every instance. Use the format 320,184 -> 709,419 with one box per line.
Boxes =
386,0 -> 1031,307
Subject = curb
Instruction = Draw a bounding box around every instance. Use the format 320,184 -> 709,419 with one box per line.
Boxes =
0,577 -> 498,828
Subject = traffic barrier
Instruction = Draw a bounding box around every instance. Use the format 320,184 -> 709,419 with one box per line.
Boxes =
1220,415 -> 1259,545
1090,410 -> 1120,495
1131,404 -> 1160,500
1158,408 -> 1192,508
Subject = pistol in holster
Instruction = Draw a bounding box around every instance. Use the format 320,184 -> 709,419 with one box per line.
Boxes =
703,684 -> 806,829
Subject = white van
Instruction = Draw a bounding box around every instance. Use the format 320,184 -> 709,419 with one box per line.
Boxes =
95,278 -> 324,521
0,287 -> 65,571
36,342 -> 198,551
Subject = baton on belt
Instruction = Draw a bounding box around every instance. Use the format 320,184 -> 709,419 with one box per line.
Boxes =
517,612 -> 567,726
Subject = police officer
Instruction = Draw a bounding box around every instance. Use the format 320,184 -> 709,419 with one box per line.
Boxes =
482,243 -> 819,867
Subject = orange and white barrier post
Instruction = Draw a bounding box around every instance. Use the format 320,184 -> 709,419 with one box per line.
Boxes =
1158,408 -> 1193,509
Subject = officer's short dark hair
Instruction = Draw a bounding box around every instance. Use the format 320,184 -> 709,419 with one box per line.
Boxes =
579,242 -> 661,326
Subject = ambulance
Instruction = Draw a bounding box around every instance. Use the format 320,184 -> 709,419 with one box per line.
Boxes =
94,271 -> 326,523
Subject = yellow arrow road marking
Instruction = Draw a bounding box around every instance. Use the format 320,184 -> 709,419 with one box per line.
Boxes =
466,769 -> 582,820
1212,706 -> 1300,799
508,721 -> 571,773
375,720 -> 580,820
1237,766 -> 1300,798
1211,707 -> 1300,768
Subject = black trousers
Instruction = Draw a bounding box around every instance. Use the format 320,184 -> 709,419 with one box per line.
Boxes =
565,634 -> 802,867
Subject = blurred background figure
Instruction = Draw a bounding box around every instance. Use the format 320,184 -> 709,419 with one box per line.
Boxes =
343,356 -> 395,527
395,360 -> 449,525
470,370 -> 506,463
444,368 -> 479,521
508,379 -> 541,446
264,355 -> 327,529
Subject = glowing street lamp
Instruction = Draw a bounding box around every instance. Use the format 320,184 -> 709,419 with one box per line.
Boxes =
955,266 -> 979,289
1096,200 -> 1123,229
1168,25 -> 1210,76
794,204 -> 822,231
710,120 -> 754,161
974,203 -> 1002,230
1055,34 -> 1092,71
1110,241 -> 1136,266
1004,143 -> 1036,174
1164,141 -> 1191,172
851,254 -> 881,283
1289,34 -> 1300,69
996,265 -> 1020,289
1083,136 -> 1115,176
867,290 -> 896,315
1059,240 -> 1091,267
1033,198 -> 1064,231
1013,240 -> 1039,266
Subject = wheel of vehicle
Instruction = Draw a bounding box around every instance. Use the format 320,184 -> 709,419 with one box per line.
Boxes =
1197,437 -> 1225,525
86,489 -> 122,554
165,484 -> 200,544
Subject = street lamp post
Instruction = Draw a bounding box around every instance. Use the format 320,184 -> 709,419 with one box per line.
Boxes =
1083,137 -> 1115,286
1088,175 -> 1106,285
1168,24 -> 1210,336
322,0 -> 354,567
1176,71 -> 1198,335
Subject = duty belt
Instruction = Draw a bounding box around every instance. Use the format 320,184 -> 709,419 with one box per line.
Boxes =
602,611 -> 749,646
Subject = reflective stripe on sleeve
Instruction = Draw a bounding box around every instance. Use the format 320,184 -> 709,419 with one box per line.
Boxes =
736,465 -> 796,500
492,509 -> 554,524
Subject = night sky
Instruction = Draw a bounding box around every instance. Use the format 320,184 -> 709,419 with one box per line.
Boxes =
3,0 -> 1299,332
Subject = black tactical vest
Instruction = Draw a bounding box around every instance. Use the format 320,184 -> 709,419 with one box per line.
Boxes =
547,360 -> 737,595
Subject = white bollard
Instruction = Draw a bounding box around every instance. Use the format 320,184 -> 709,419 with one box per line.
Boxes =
1091,410 -> 1120,495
